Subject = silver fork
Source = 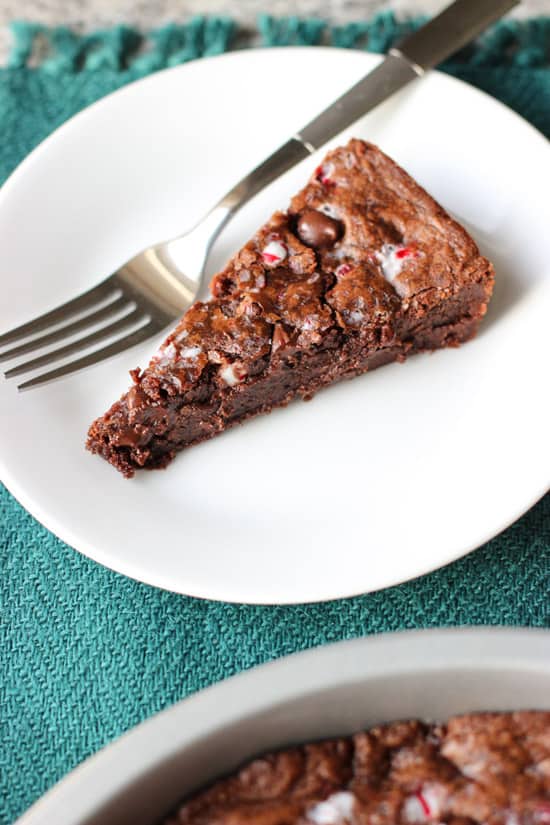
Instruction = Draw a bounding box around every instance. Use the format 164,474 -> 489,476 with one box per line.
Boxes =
0,0 -> 517,390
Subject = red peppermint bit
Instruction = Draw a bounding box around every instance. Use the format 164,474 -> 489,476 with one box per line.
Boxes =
336,264 -> 352,277
416,791 -> 431,817
261,239 -> 287,266
395,247 -> 413,260
314,163 -> 335,186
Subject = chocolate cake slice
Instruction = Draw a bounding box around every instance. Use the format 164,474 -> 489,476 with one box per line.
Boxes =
87,139 -> 494,477
162,712 -> 550,825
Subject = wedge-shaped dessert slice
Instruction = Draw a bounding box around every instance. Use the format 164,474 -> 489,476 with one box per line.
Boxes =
87,140 -> 494,477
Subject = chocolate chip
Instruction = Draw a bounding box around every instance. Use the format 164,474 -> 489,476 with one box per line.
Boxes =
296,209 -> 342,249
115,426 -> 145,447
143,406 -> 168,429
126,384 -> 148,410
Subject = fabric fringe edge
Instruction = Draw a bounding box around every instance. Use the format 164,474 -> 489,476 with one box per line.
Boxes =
6,14 -> 550,73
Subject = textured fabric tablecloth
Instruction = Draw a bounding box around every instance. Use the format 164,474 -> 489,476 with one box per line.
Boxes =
1,15 -> 549,825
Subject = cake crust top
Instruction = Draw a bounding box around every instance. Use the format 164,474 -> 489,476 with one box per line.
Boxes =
164,712 -> 550,825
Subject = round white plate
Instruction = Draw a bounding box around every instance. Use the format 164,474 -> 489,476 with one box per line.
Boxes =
1,48 -> 549,604
14,628 -> 550,825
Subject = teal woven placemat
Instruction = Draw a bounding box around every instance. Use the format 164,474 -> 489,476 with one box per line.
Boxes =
1,15 -> 549,825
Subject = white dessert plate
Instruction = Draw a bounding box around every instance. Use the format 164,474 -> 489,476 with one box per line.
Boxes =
14,628 -> 550,825
0,48 -> 549,604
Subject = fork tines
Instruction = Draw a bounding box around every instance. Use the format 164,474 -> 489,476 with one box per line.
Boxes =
0,277 -> 158,391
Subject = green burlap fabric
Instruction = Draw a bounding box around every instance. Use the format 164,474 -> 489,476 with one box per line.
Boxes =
1,15 -> 549,824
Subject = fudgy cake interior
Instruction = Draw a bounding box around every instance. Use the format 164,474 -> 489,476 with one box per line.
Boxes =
163,712 -> 550,825
87,140 -> 494,476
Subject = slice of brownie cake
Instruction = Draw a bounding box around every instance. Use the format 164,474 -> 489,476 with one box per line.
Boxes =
162,712 -> 550,825
87,139 -> 494,477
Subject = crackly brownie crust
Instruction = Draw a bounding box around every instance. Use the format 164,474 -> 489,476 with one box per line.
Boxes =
87,140 -> 494,476
163,712 -> 550,825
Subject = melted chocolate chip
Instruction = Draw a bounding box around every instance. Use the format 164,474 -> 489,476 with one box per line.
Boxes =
127,384 -> 148,410
114,426 -> 145,447
296,209 -> 343,249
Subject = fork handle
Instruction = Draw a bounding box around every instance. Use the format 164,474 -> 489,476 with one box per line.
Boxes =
201,0 -> 518,241
215,51 -> 420,213
219,138 -> 313,212
185,137 -> 313,258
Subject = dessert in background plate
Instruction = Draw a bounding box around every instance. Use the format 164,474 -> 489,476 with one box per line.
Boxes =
163,712 -> 550,825
87,139 -> 494,477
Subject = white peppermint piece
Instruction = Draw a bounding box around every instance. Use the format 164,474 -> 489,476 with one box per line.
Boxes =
207,349 -> 223,364
152,341 -> 177,362
307,791 -> 356,825
332,245 -> 350,261
319,203 -> 339,219
179,346 -> 202,361
375,244 -> 414,281
403,784 -> 446,823
403,795 -> 428,823
347,310 -> 364,325
220,364 -> 244,387
459,759 -> 487,780
170,375 -> 182,391
534,806 -> 550,824
301,314 -> 319,332
316,162 -> 335,184
344,152 -> 356,170
262,240 -> 287,266
534,757 -> 550,778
